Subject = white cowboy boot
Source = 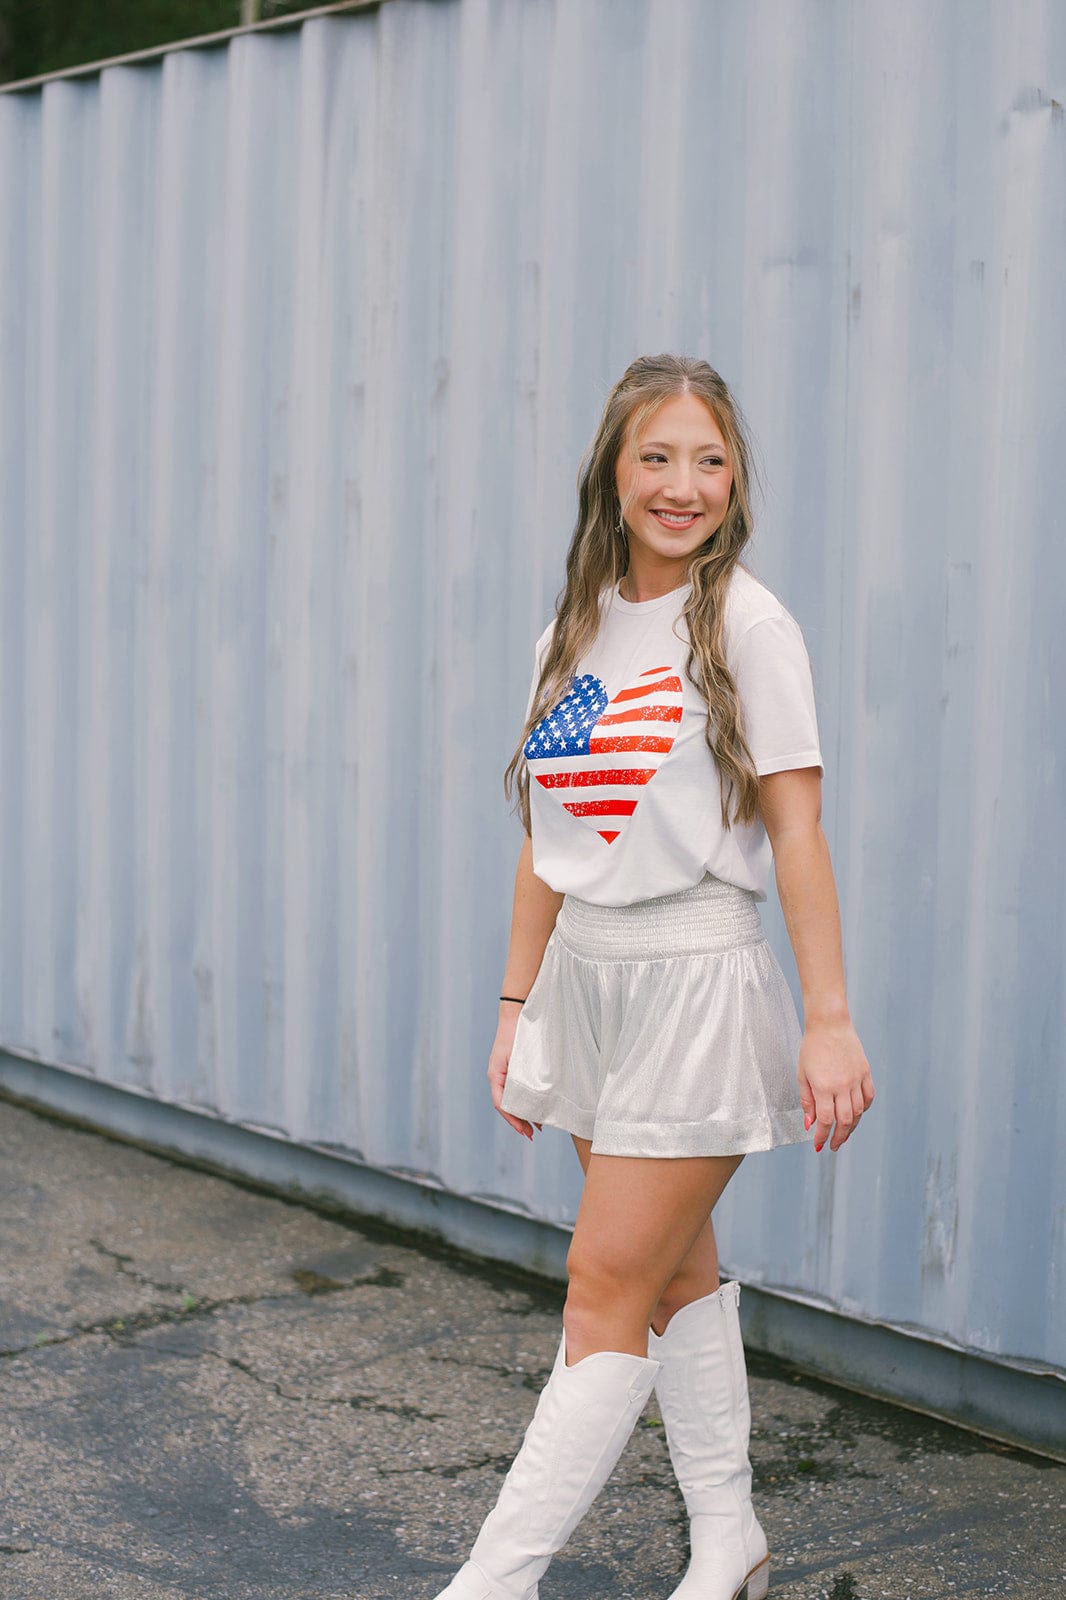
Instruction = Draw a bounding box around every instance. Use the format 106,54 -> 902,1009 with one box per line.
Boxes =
648,1281 -> 770,1600
433,1329 -> 661,1599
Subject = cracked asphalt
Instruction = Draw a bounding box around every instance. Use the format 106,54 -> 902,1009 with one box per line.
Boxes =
1,1097 -> 1063,1600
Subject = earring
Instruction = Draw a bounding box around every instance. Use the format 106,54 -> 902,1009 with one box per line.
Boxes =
616,505 -> 626,535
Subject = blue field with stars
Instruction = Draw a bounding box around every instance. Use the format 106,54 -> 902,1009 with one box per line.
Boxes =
524,674 -> 609,760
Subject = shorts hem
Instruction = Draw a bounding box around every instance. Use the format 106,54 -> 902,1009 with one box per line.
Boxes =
501,1076 -> 810,1157
590,1107 -> 810,1157
499,1077 -> 596,1140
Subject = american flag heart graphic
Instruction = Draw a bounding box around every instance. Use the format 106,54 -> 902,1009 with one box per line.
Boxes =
524,666 -> 684,843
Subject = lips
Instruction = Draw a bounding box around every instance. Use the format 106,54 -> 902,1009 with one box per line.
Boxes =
651,509 -> 700,528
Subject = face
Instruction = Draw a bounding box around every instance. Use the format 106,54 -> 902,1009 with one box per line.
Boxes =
614,391 -> 734,582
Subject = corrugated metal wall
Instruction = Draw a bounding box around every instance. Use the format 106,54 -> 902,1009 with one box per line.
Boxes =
1,0 -> 1063,1384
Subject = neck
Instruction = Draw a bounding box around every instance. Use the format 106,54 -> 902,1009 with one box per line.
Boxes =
619,565 -> 691,604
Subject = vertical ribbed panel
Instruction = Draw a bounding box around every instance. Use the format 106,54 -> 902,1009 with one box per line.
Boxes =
0,0 -> 1062,1377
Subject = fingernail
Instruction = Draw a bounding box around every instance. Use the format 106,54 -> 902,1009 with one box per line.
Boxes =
804,1114 -> 813,1131
814,1141 -> 823,1152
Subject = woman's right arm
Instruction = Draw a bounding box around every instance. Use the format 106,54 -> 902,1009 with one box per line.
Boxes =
489,833 -> 564,1139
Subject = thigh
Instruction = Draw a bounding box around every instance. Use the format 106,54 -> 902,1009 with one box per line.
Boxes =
566,1139 -> 743,1308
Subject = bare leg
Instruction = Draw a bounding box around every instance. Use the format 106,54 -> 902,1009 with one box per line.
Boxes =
561,1136 -> 744,1365
567,1137 -> 769,1600
570,1134 -> 732,1338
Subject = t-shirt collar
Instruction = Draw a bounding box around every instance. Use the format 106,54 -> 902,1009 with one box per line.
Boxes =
610,577 -> 693,615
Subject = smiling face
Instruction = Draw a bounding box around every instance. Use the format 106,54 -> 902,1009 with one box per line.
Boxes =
614,390 -> 734,596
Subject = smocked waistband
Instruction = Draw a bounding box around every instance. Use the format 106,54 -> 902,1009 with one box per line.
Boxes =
554,872 -> 764,961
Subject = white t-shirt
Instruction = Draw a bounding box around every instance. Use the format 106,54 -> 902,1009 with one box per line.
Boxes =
522,565 -> 823,905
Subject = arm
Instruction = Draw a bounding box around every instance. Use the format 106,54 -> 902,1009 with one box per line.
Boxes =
489,833 -> 565,1139
758,767 -> 875,1153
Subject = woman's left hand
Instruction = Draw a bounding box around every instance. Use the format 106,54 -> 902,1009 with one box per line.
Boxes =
797,1017 -> 875,1153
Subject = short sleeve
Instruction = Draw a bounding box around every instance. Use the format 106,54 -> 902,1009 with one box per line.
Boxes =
731,613 -> 823,776
524,657 -> 540,722
524,619 -> 555,722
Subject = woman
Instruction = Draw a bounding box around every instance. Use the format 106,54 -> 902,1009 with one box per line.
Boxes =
434,354 -> 875,1600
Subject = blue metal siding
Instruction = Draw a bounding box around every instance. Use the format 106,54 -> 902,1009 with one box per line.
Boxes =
0,0 -> 1062,1379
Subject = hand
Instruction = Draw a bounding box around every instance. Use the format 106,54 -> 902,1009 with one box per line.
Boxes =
797,1015 -> 875,1153
487,1011 -> 543,1142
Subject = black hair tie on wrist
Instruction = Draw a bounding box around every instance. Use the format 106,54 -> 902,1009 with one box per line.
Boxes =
500,994 -> 526,1005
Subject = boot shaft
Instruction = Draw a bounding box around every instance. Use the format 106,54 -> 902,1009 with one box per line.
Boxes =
435,1333 -> 661,1600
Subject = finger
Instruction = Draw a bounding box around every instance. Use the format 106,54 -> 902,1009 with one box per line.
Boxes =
501,1111 -> 534,1140
862,1072 -> 876,1109
813,1096 -> 834,1151
798,1073 -> 816,1129
850,1086 -> 865,1127
828,1093 -> 855,1151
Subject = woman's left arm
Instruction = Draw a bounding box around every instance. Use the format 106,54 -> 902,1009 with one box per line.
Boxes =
758,766 -> 875,1154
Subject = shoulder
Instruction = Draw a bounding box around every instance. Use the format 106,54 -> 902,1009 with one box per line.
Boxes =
721,562 -> 797,642
720,566 -> 815,674
533,584 -> 611,659
530,615 -> 557,669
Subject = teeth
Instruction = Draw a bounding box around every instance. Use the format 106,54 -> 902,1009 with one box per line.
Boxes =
657,512 -> 696,523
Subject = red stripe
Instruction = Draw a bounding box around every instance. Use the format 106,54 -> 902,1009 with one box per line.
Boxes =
563,798 -> 638,818
611,674 -> 683,702
589,735 -> 675,753
536,768 -> 656,790
596,704 -> 682,726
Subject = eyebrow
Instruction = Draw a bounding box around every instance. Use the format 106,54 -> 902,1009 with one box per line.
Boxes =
641,440 -> 726,452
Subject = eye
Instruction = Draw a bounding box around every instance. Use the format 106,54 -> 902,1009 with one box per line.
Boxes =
702,455 -> 726,467
641,452 -> 667,464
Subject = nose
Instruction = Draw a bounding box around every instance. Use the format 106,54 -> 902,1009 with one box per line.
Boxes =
662,466 -> 697,504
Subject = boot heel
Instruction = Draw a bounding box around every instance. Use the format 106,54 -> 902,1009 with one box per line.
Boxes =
736,1553 -> 770,1600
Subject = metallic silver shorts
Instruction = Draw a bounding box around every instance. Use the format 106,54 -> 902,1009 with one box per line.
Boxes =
499,871 -> 809,1158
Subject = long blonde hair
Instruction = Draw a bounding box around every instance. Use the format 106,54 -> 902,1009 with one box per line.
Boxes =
505,354 -> 762,834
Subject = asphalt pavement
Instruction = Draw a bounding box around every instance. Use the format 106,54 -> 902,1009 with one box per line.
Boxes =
1,1096 -> 1063,1600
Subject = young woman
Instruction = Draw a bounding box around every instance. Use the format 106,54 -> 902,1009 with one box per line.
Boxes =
434,354 -> 875,1600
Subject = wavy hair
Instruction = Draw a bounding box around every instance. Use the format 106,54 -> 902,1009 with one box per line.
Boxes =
505,353 -> 763,835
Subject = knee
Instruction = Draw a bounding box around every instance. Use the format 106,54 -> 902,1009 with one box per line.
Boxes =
563,1239 -> 657,1322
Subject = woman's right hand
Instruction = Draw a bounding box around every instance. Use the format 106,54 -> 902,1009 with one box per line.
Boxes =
488,1008 -> 543,1141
